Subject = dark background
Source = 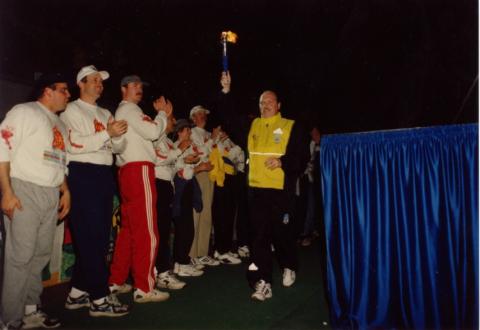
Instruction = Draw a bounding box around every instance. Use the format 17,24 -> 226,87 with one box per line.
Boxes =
0,0 -> 477,134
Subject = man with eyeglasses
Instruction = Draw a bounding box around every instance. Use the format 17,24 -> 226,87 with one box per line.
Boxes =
0,73 -> 71,328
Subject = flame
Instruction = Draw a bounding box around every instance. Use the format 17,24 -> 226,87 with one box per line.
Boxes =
221,31 -> 238,44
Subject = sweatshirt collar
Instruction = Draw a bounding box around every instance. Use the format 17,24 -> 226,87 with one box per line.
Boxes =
260,112 -> 282,125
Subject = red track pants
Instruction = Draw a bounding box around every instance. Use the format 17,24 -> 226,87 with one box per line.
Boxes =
109,162 -> 159,293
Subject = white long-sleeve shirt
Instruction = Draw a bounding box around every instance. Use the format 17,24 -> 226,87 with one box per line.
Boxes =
173,141 -> 203,180
190,126 -> 213,162
154,134 -> 181,182
0,101 -> 68,187
216,138 -> 245,173
115,100 -> 167,167
60,98 -> 125,165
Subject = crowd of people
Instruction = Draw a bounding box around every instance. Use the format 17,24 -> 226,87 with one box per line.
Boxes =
0,65 -> 323,329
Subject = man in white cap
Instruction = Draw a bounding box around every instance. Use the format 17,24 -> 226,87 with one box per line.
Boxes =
0,73 -> 71,328
188,106 -> 221,267
60,65 -> 129,317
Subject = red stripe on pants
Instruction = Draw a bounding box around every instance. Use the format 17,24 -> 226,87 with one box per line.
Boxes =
109,162 -> 159,293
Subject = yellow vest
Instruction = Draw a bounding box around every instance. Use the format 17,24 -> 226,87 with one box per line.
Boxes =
248,112 -> 294,189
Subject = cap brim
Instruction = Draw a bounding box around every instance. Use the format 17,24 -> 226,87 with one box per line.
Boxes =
99,71 -> 110,81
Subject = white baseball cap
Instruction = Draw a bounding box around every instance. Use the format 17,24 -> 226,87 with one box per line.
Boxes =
189,105 -> 210,119
76,65 -> 109,83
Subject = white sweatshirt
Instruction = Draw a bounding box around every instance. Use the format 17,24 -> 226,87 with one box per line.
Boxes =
190,126 -> 213,162
60,98 -> 125,165
154,134 -> 181,182
0,101 -> 67,187
216,138 -> 245,173
173,141 -> 203,180
114,101 -> 167,167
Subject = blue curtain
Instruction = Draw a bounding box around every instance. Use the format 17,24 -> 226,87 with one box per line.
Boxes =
320,124 -> 478,329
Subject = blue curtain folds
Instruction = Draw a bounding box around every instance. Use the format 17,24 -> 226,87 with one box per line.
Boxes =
320,124 -> 478,329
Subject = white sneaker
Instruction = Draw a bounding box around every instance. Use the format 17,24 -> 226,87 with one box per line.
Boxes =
157,271 -> 186,290
174,262 -> 204,277
214,251 -> 241,265
189,258 -> 205,270
282,268 -> 296,287
228,251 -> 240,258
22,309 -> 61,329
237,245 -> 250,258
196,255 -> 220,266
133,288 -> 170,303
251,280 -> 272,301
109,283 -> 133,294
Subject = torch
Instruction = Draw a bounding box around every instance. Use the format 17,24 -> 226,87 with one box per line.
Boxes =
220,31 -> 238,72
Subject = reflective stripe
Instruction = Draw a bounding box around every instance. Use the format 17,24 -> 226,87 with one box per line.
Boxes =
142,165 -> 157,291
249,152 -> 284,156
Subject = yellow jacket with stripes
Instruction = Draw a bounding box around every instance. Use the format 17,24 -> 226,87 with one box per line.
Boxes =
248,112 -> 294,189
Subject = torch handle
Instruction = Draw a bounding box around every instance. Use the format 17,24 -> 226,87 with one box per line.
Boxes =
222,39 -> 228,72
222,55 -> 228,72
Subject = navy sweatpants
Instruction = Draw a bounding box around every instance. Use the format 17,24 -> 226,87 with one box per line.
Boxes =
67,161 -> 114,300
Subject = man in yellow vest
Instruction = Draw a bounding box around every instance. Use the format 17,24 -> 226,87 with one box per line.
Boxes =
247,90 -> 306,301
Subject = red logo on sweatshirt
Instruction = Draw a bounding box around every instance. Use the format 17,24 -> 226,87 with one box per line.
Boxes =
1,127 -> 14,150
94,119 -> 106,132
52,126 -> 65,151
155,149 -> 167,160
142,115 -> 157,125
68,129 -> 84,149
192,145 -> 204,156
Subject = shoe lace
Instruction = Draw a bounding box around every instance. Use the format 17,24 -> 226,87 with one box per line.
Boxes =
107,294 -> 121,306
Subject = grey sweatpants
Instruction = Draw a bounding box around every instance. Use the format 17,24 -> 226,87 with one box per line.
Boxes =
1,178 -> 59,324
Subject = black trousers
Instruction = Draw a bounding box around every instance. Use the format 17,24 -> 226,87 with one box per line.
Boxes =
155,179 -> 173,273
246,188 -> 298,287
212,175 -> 236,254
172,179 -> 194,265
68,162 -> 114,300
233,172 -> 250,247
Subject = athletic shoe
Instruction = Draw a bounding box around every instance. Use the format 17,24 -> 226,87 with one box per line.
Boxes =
214,250 -> 241,265
189,258 -> 206,270
157,271 -> 186,290
89,295 -> 129,317
133,288 -> 170,303
228,251 -> 240,258
251,280 -> 272,301
174,262 -> 204,277
282,268 -> 296,287
21,310 -> 60,329
109,283 -> 132,295
238,245 -> 250,258
196,255 -> 220,266
65,292 -> 90,310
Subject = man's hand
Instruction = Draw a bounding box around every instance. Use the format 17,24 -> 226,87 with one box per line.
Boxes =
195,161 -> 213,173
220,71 -> 231,94
219,131 -> 229,142
58,188 -> 71,220
153,96 -> 173,118
107,117 -> 128,137
178,139 -> 192,152
265,157 -> 282,170
1,191 -> 22,220
184,154 -> 200,164
211,126 -> 222,140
